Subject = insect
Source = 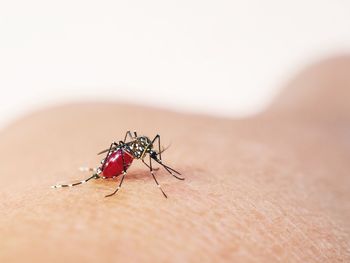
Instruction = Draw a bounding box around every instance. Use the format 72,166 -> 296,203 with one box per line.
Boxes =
52,131 -> 184,198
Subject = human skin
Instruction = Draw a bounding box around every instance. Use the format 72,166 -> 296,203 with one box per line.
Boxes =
0,57 -> 349,262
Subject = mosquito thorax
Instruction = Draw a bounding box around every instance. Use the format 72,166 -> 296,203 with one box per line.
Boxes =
127,136 -> 153,159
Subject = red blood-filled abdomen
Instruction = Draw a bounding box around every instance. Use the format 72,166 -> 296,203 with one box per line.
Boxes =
102,149 -> 134,178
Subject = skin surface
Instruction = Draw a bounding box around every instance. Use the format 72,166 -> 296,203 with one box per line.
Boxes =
0,57 -> 349,262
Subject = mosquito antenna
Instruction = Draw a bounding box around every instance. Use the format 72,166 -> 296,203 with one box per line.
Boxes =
156,143 -> 172,155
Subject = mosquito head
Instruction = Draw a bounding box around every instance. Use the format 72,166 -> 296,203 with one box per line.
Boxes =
149,150 -> 158,160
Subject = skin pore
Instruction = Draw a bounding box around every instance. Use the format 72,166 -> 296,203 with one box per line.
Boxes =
0,57 -> 349,262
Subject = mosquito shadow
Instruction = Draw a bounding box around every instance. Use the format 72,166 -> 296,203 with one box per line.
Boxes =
125,169 -> 152,180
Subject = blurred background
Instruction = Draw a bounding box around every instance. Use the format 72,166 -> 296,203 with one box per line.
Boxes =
0,0 -> 349,128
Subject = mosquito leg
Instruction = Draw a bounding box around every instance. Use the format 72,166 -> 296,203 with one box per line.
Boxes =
152,134 -> 162,161
104,171 -> 127,197
52,173 -> 100,188
97,139 -> 121,156
105,145 -> 128,197
123,130 -> 137,143
142,157 -> 168,198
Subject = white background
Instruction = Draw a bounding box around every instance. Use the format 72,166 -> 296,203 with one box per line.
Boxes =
0,0 -> 349,127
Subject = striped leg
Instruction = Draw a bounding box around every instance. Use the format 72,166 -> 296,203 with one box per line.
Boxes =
104,171 -> 127,197
142,156 -> 168,198
51,173 -> 100,188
